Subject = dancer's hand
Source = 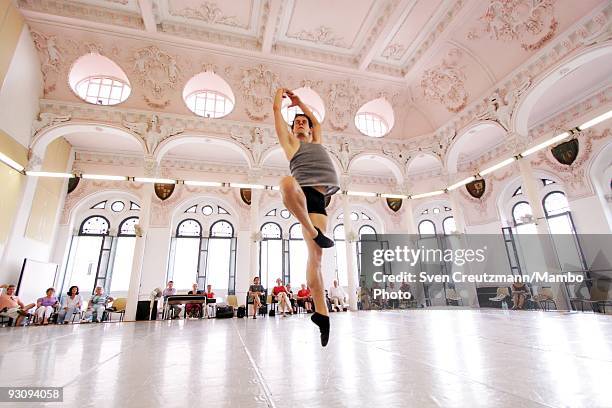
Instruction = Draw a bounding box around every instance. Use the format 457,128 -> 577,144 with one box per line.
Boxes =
285,89 -> 301,107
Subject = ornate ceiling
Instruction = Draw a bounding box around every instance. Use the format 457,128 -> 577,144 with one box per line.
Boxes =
19,0 -> 612,182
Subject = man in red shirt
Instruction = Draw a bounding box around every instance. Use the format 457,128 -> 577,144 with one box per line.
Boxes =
272,278 -> 292,316
297,284 -> 313,313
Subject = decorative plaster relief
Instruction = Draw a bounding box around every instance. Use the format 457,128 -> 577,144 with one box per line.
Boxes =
287,26 -> 349,48
240,64 -> 281,120
420,49 -> 468,113
467,0 -> 558,51
130,46 -> 183,108
169,1 -> 247,28
327,80 -> 361,131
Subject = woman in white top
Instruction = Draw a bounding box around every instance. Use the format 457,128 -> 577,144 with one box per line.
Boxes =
57,286 -> 83,324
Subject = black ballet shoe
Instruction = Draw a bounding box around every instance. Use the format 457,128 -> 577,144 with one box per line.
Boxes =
313,227 -> 334,248
310,312 -> 330,347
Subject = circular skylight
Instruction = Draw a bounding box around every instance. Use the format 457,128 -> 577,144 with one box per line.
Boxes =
183,71 -> 235,118
355,112 -> 389,138
355,98 -> 394,138
69,53 -> 131,106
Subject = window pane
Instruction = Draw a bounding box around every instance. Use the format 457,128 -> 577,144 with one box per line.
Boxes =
290,239 -> 308,288
336,241 -> 347,286
64,236 -> 104,295
172,238 -> 199,290
544,192 -> 570,216
261,239 -> 282,290
207,238 -> 231,290
418,220 -> 435,236
109,237 -> 136,293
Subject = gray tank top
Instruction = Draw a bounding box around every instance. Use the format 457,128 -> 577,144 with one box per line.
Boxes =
289,142 -> 339,196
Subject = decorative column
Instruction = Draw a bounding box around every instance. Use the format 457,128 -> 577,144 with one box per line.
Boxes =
447,189 -> 467,234
401,182 -> 417,235
341,174 -> 358,311
124,182 -> 154,321
517,159 -> 548,234
249,186 -> 261,281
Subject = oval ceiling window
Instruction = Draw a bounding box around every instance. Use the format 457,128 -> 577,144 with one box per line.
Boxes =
183,71 -> 235,118
69,53 -> 131,105
354,98 -> 395,138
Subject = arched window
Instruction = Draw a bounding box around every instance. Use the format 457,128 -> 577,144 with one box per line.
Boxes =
357,225 -> 377,278
512,201 -> 536,234
207,220 -> 236,292
418,220 -> 436,238
118,217 -> 138,237
177,219 -> 202,237
443,217 -> 457,235
543,191 -> 575,234
170,219 -> 203,290
334,224 -> 348,286
358,225 -> 376,240
512,202 -> 533,226
260,222 -> 283,290
210,220 -> 233,237
79,216 -> 110,236
543,191 -> 570,217
289,223 -> 308,288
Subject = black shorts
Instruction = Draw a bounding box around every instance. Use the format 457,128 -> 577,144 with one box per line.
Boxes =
302,186 -> 327,216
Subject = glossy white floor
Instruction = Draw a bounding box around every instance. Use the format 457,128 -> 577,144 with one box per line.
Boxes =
1,309 -> 611,408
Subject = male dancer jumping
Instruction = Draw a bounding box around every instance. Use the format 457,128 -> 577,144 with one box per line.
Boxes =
273,88 -> 339,347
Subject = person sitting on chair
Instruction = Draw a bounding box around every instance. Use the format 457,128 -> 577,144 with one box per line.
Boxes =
248,277 -> 265,319
512,281 -> 528,310
35,288 -> 59,325
163,281 -> 182,319
329,280 -> 348,312
285,283 -> 297,313
57,286 -> 83,324
297,284 -> 313,313
204,285 -> 215,301
186,283 -> 203,318
0,284 -> 35,326
86,286 -> 113,323
272,278 -> 293,316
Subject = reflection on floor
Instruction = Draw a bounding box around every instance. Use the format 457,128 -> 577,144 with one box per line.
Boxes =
1,309 -> 611,407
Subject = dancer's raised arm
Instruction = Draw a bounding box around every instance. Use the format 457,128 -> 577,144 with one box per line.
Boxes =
273,88 -> 297,152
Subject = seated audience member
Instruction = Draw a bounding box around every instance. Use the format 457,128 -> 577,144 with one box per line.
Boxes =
512,281 -> 529,310
329,280 -> 348,312
285,283 -> 296,312
248,277 -> 265,319
86,286 -> 113,323
272,278 -> 292,316
57,286 -> 83,324
205,284 -> 215,301
163,281 -> 182,319
35,288 -> 59,325
388,282 -> 399,309
399,282 -> 412,308
186,283 -> 203,318
0,284 -> 35,326
297,284 -> 313,313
